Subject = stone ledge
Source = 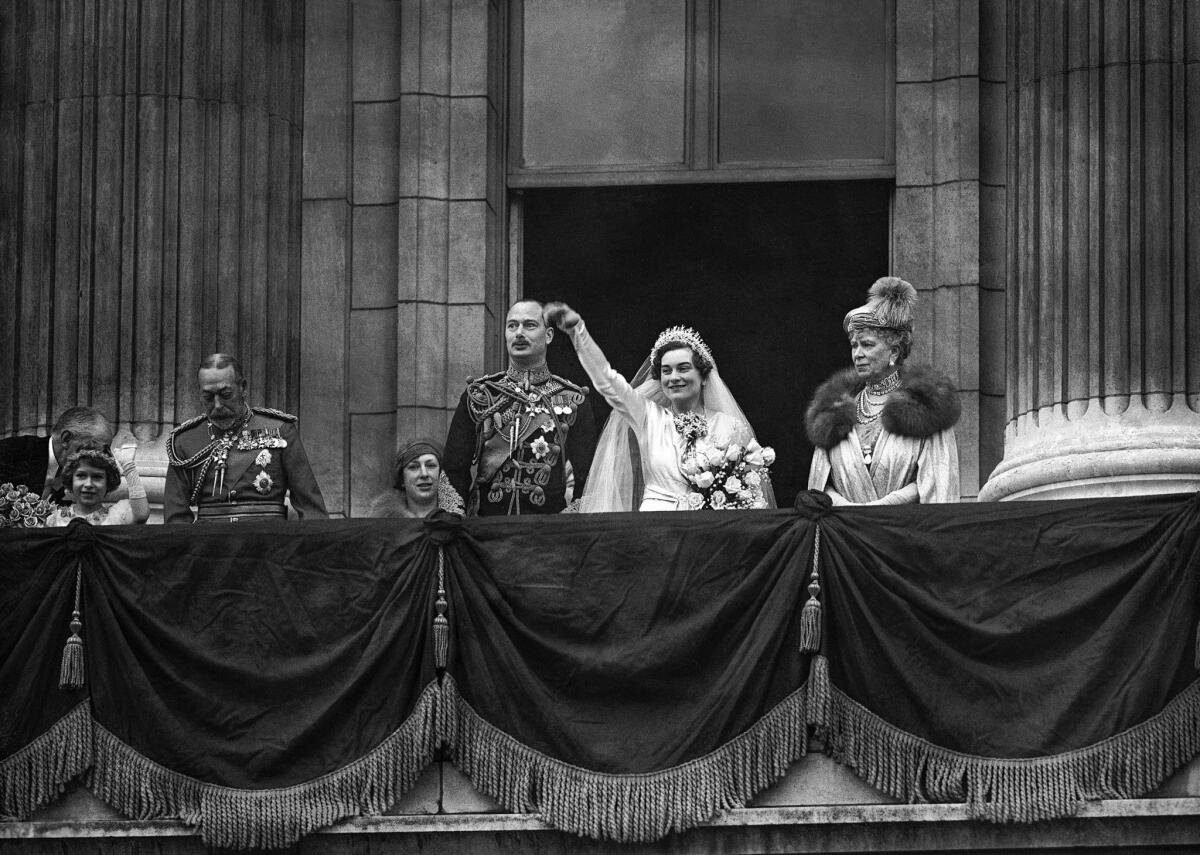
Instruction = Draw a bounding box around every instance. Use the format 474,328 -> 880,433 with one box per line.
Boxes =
7,799 -> 1200,839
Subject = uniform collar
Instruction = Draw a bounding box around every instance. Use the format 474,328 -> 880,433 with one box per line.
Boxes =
505,365 -> 551,388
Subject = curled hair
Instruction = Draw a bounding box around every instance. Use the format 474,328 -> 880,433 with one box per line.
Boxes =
62,442 -> 121,493
652,341 -> 714,380
851,326 -> 913,365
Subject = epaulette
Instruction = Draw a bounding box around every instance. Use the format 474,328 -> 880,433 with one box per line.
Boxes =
467,370 -> 507,385
252,406 -> 298,422
166,414 -> 207,464
548,374 -> 589,396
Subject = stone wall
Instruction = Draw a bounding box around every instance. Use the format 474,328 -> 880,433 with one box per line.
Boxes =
300,0 -> 505,518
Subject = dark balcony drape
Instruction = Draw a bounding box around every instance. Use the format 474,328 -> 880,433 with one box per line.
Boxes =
2,494 -> 1199,848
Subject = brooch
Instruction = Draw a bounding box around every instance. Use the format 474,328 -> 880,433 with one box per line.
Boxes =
255,449 -> 272,467
253,470 -> 274,495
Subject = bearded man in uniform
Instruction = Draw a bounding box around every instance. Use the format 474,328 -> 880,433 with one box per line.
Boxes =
164,353 -> 328,524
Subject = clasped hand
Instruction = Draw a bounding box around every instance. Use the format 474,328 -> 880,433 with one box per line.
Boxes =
543,301 -> 581,332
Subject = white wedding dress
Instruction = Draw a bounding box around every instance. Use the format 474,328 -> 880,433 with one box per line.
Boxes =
566,322 -> 758,512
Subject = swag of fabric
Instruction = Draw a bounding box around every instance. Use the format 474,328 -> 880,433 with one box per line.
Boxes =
2,495 -> 1200,849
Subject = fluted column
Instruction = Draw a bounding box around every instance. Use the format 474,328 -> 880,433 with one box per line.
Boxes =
0,0 -> 304,511
980,0 -> 1200,500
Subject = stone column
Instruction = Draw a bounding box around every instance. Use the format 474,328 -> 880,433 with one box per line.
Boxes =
980,0 -> 1200,500
301,0 -> 505,517
0,0 -> 304,513
892,0 -> 984,497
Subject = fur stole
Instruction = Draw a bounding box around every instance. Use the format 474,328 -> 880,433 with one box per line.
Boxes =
804,363 -> 961,450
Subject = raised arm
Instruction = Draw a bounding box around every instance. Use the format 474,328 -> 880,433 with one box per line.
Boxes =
116,453 -> 149,524
544,302 -> 647,433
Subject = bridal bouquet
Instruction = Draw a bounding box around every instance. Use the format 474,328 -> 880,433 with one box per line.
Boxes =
0,483 -> 53,528
681,437 -> 775,510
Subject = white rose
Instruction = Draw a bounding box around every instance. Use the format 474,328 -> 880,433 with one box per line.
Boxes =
745,470 -> 762,487
693,438 -> 711,456
762,447 -> 776,466
746,438 -> 762,454
724,443 -> 743,462
710,490 -> 727,509
724,475 -> 743,493
680,458 -> 699,476
705,446 -> 726,467
744,449 -> 764,467
686,492 -> 705,510
738,489 -> 755,502
694,471 -> 715,490
752,498 -> 767,509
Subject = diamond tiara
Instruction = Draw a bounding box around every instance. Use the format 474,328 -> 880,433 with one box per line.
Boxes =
650,325 -> 716,369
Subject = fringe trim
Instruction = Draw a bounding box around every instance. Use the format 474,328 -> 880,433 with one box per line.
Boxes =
823,675 -> 1200,823
86,680 -> 440,849
439,674 -> 808,842
0,701 -> 94,819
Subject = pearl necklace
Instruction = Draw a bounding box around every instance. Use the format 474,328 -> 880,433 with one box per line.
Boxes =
855,371 -> 901,426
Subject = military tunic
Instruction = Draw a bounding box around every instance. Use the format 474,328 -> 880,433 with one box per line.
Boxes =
164,407 -> 328,523
444,366 -> 596,516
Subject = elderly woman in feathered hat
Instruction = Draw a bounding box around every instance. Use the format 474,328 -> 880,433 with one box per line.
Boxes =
805,277 -> 960,505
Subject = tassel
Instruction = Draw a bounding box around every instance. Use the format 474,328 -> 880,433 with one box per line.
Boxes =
799,581 -> 822,653
59,566 -> 85,690
805,653 -> 831,729
434,546 -> 449,669
798,524 -> 822,654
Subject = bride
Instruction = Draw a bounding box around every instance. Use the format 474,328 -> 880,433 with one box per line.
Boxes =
544,302 -> 771,512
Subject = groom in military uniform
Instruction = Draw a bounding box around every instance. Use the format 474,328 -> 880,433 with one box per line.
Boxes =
164,353 -> 328,524
444,300 -> 596,515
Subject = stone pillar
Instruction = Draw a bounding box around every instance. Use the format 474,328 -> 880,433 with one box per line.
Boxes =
980,0 -> 1200,501
0,0 -> 304,513
301,0 -> 504,517
892,0 -> 983,497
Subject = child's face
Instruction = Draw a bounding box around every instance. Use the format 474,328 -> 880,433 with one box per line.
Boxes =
72,461 -> 109,511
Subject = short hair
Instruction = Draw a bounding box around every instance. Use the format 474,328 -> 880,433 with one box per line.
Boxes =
851,327 -> 913,364
508,298 -> 546,313
199,353 -> 245,384
62,442 -> 121,493
652,341 -> 714,380
51,406 -> 111,439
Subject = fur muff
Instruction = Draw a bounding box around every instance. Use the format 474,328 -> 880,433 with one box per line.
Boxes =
804,364 -> 961,450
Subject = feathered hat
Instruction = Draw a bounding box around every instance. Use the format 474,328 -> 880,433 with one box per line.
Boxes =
843,276 -> 918,333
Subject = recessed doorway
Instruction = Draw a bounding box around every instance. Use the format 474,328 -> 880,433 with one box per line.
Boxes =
522,180 -> 891,506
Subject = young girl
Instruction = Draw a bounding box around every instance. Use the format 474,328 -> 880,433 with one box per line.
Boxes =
46,444 -> 149,526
